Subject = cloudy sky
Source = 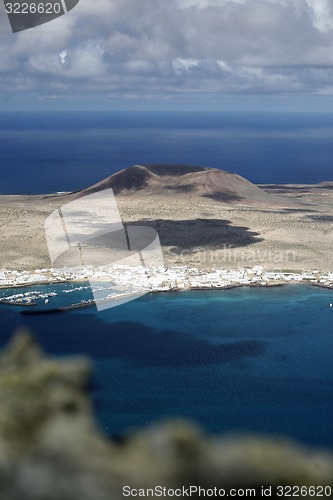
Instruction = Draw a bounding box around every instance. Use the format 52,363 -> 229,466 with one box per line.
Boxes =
0,0 -> 332,111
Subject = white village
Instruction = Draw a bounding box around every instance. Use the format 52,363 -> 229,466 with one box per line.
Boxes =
1,265 -> 333,309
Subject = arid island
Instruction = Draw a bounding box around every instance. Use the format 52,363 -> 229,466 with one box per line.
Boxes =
0,164 -> 332,294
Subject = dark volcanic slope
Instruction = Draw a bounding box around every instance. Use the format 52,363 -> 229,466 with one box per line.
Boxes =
75,164 -> 288,206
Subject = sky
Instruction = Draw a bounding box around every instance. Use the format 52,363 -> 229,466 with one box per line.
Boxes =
0,0 -> 332,111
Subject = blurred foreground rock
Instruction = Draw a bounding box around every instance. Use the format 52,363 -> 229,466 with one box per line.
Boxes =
0,331 -> 332,499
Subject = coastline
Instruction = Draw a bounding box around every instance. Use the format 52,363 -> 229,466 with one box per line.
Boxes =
0,266 -> 332,311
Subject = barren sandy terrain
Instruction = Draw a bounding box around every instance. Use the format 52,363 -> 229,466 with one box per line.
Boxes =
0,179 -> 332,273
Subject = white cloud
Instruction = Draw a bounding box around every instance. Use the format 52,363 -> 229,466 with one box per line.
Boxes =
306,0 -> 333,32
0,0 -> 332,101
177,0 -> 247,9
173,58 -> 199,74
59,50 -> 67,64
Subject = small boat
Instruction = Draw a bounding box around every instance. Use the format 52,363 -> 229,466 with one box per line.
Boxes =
0,300 -> 37,307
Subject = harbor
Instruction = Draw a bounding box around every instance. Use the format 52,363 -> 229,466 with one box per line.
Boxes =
0,265 -> 332,312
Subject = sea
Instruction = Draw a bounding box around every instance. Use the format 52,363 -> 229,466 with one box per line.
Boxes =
0,284 -> 332,449
0,111 -> 332,449
0,111 -> 332,194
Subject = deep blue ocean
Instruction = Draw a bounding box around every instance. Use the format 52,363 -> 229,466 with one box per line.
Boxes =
0,111 -> 332,449
0,284 -> 332,449
0,111 -> 332,194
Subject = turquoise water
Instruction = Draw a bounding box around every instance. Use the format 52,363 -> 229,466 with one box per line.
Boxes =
0,284 -> 332,448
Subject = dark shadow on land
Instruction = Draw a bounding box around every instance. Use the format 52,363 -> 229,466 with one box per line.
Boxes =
259,208 -> 318,215
254,208 -> 318,215
164,184 -> 197,193
126,219 -> 262,250
143,164 -> 209,176
267,189 -> 312,195
162,185 -> 244,202
282,208 -> 318,213
306,215 -> 333,223
260,185 -> 313,192
235,208 -> 318,214
202,192 -> 244,202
